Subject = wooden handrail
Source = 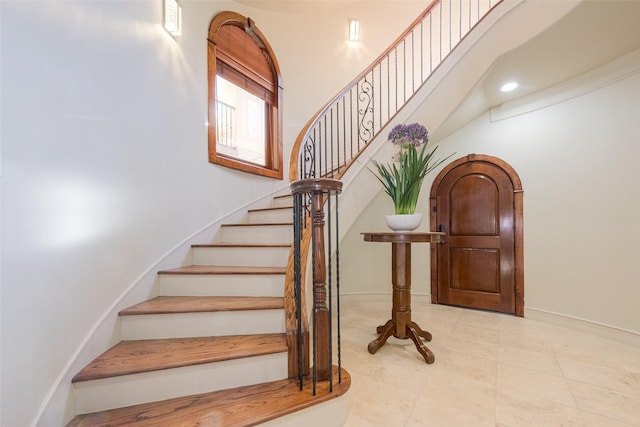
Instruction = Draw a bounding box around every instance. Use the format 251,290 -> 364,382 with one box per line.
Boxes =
289,1 -> 443,183
289,0 -> 502,184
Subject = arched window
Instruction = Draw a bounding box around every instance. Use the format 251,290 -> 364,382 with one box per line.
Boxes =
207,12 -> 283,179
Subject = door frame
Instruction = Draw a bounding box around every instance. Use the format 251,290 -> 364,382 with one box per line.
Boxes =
429,154 -> 525,316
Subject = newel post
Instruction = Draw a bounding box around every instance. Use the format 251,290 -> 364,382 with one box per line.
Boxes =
290,178 -> 342,386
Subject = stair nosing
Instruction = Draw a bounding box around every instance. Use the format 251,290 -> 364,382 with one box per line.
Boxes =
247,206 -> 293,213
158,265 -> 287,275
118,296 -> 285,315
221,222 -> 293,227
191,243 -> 291,248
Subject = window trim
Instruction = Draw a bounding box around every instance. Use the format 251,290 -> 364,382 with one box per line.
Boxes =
207,12 -> 283,179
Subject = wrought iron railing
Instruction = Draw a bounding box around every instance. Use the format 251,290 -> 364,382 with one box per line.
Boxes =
285,0 -> 503,385
289,0 -> 502,183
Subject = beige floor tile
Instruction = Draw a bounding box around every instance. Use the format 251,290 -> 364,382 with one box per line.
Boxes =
581,411 -> 637,427
344,373 -> 416,426
498,344 -> 564,377
496,363 -> 577,411
428,368 -> 496,407
412,311 -> 459,338
569,380 -> 640,426
340,299 -> 640,427
457,307 -> 505,330
547,330 -> 615,365
497,315 -> 551,337
342,412 -> 378,427
557,357 -> 640,397
451,321 -> 501,345
441,332 -> 500,362
495,402 -> 584,426
406,394 -> 496,427
499,328 -> 555,355
431,347 -> 498,386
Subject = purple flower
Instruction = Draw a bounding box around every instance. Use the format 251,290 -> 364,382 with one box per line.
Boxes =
388,123 -> 428,147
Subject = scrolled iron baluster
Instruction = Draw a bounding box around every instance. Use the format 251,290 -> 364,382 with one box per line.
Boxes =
357,78 -> 374,146
302,140 -> 315,180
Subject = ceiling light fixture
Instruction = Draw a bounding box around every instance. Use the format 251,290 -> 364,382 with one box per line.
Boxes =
501,81 -> 518,92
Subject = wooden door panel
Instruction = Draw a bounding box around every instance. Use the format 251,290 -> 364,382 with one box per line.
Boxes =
450,175 -> 498,235
450,248 -> 499,292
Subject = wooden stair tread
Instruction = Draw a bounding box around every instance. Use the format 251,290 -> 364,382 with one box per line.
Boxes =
119,296 -> 284,315
158,265 -> 287,275
191,243 -> 290,248
247,206 -> 292,213
221,222 -> 293,227
68,367 -> 350,427
72,333 -> 287,383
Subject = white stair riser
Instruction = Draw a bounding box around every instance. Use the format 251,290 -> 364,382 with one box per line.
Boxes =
220,225 -> 293,244
271,196 -> 293,208
191,246 -> 289,267
74,353 -> 288,413
158,274 -> 285,297
246,209 -> 292,224
120,310 -> 285,340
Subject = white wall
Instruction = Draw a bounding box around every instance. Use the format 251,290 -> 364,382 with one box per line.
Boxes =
340,56 -> 640,335
0,1 -> 427,426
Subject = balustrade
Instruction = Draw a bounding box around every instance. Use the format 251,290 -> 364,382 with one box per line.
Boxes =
291,178 -> 343,393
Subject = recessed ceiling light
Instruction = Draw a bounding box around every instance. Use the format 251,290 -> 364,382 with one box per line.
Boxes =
501,82 -> 518,92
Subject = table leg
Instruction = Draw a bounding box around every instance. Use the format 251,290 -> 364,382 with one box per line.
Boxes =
368,320 -> 394,354
376,319 -> 393,334
409,321 -> 432,342
407,323 -> 435,364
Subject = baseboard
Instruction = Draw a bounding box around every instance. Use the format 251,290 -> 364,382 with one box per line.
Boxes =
525,307 -> 640,349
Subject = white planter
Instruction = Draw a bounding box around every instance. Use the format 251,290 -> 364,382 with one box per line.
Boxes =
385,213 -> 423,232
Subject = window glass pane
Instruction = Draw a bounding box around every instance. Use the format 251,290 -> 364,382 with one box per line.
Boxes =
215,75 -> 266,166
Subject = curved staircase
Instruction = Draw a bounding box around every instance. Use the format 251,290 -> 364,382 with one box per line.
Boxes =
67,194 -> 349,426
65,0 -> 509,423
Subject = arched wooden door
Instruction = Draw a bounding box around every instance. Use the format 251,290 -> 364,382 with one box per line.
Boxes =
429,154 -> 524,316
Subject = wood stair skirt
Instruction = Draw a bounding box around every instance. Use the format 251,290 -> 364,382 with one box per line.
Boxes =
67,196 -> 350,426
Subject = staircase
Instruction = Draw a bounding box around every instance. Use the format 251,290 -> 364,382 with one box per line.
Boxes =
65,1 -> 507,422
67,194 -> 350,426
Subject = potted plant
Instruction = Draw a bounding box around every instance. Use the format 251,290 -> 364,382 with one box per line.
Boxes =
370,123 -> 451,231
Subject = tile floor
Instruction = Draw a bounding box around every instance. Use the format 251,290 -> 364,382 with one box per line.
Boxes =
338,296 -> 640,427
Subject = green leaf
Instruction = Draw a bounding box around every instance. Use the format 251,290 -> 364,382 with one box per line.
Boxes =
368,144 -> 453,214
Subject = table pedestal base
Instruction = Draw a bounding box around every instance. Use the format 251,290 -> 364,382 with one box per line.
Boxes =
362,232 -> 443,365
367,319 -> 435,364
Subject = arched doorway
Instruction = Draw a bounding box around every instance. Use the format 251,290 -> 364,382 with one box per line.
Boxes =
429,154 -> 524,316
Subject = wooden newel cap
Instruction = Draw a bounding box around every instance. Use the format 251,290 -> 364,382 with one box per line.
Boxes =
290,178 -> 343,195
